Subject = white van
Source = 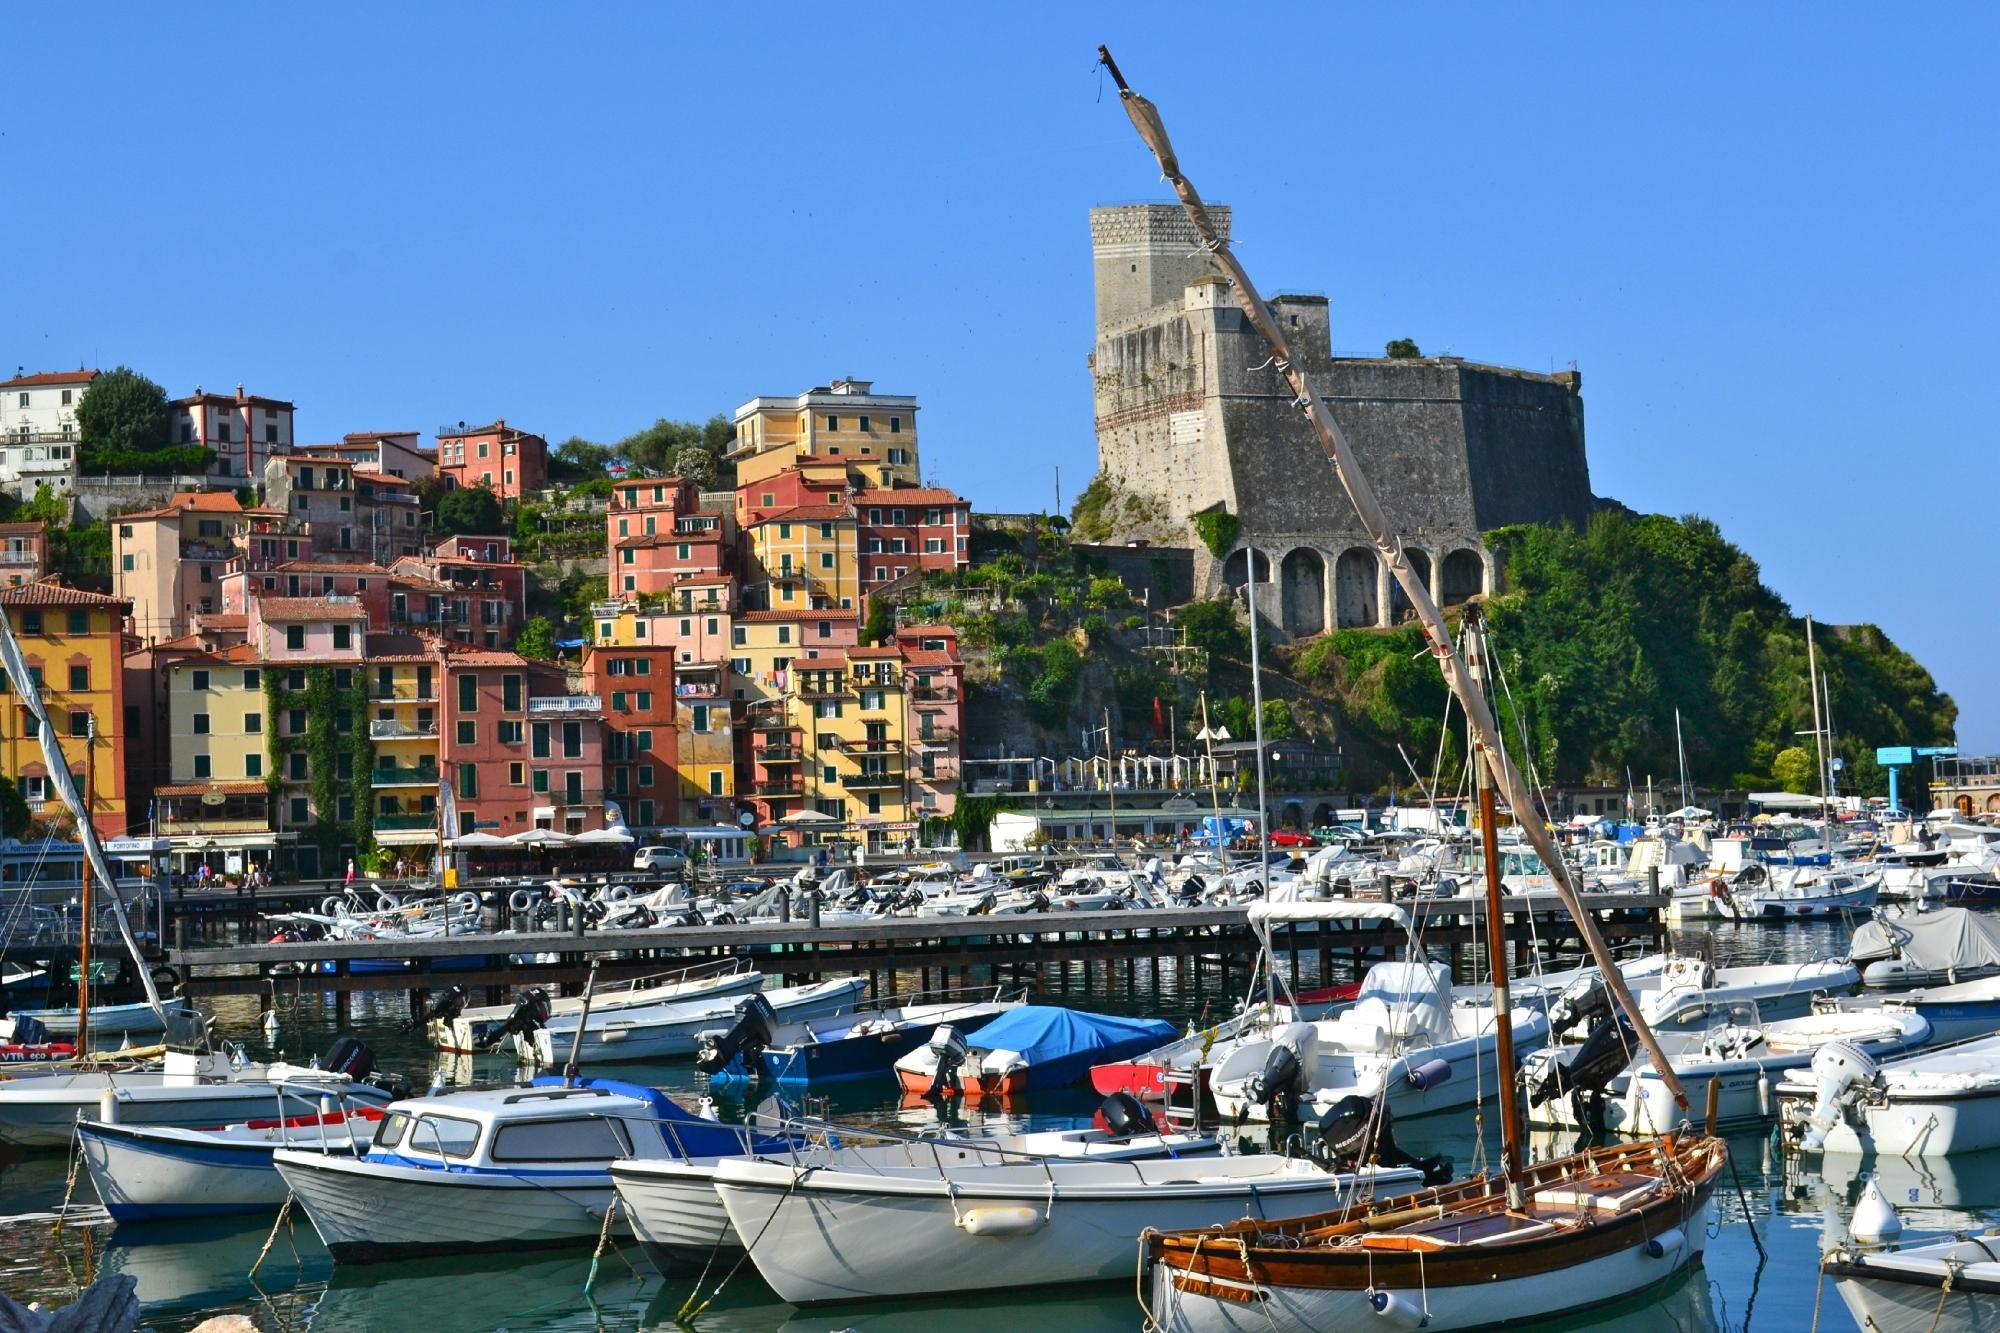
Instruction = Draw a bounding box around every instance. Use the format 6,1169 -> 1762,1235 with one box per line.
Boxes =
632,846 -> 687,873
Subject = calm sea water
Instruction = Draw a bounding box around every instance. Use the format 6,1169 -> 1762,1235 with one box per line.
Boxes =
0,917 -> 1970,1331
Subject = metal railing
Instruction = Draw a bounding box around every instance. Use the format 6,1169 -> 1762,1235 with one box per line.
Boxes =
528,695 -> 602,716
370,720 -> 438,740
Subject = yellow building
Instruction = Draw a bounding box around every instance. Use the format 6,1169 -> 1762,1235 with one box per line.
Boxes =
793,646 -> 911,844
729,610 -> 856,708
741,507 -> 860,613
157,643 -> 287,873
0,581 -> 131,840
364,649 -> 445,855
672,661 -> 735,824
730,379 -> 920,491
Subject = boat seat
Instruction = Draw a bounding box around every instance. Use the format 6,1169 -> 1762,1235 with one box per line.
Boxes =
1530,1172 -> 1662,1214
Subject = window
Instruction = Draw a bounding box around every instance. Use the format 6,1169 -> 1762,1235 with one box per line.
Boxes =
861,690 -> 884,711
405,1114 -> 481,1159
636,729 -> 653,753
612,691 -> 627,712
66,611 -> 88,635
691,704 -> 710,733
68,711 -> 88,737
561,721 -> 581,758
290,753 -> 308,780
245,712 -> 262,734
194,754 -> 211,778
636,658 -> 652,676
333,625 -> 351,650
490,1116 -> 629,1162
889,448 -> 909,466
822,764 -> 838,784
20,611 -> 40,635
246,753 -> 262,778
288,670 -> 305,690
636,690 -> 652,711
456,721 -> 476,746
638,765 -> 654,788
458,763 -> 478,798
708,770 -> 724,796
285,625 -> 305,651
244,669 -> 259,689
121,554 -> 134,572
677,543 -> 690,560
778,522 -> 792,539
825,415 -> 838,431
502,675 -> 521,711
510,762 -> 525,785
532,723 -> 550,758
193,712 -> 211,735
498,720 -> 523,745
889,416 -> 901,433
459,674 -> 479,712
20,714 -> 36,739
532,768 -> 549,793
925,538 -> 944,554
777,626 -> 792,646
290,796 -> 309,822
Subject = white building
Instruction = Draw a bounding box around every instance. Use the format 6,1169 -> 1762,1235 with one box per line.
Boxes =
171,384 -> 296,483
0,368 -> 95,499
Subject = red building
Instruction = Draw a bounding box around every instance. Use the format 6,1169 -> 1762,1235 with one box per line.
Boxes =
435,419 -> 548,502
855,488 -> 971,589
582,644 -> 679,832
607,477 -> 731,600
438,649 -> 606,836
897,623 -> 967,818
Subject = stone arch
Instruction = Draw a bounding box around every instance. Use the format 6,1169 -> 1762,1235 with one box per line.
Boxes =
1956,795 -> 1974,816
1441,548 -> 1485,606
1986,794 -> 2000,814
1280,548 -> 1327,637
1220,547 -> 1272,593
1334,547 -> 1380,628
1280,798 -> 1307,829
1390,548 -> 1430,622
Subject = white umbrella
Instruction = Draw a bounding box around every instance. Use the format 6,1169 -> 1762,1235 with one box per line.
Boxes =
779,810 -> 838,825
507,829 -> 574,846
447,831 -> 507,847
571,826 -> 634,844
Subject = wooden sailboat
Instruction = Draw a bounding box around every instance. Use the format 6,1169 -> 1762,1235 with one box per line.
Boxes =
1093,47 -> 1727,1330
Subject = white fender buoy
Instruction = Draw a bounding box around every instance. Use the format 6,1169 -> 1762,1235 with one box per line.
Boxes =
261,1009 -> 280,1042
1644,1226 -> 1686,1258
508,890 -> 535,914
698,1096 -> 720,1122
97,1088 -> 119,1125
608,884 -> 635,902
1851,1179 -> 1903,1247
454,891 -> 479,916
375,892 -> 400,912
957,1205 -> 1044,1236
1368,1289 -> 1426,1326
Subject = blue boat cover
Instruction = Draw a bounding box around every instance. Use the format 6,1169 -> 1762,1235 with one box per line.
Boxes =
969,1007 -> 1177,1090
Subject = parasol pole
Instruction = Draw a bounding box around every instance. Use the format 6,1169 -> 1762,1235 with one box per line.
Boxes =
1097,45 -> 1690,1108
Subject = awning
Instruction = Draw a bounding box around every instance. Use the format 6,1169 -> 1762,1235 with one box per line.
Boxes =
570,827 -> 634,844
448,831 -> 508,847
1247,900 -> 1411,929
165,832 -> 295,852
374,828 -> 441,847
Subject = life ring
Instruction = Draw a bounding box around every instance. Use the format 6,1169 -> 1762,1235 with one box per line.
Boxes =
508,889 -> 536,914
608,885 -> 635,903
375,892 -> 401,912
320,896 -> 343,916
454,891 -> 480,916
1708,877 -> 1729,899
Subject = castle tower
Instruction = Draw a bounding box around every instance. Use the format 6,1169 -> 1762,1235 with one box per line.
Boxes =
1090,203 -> 1231,329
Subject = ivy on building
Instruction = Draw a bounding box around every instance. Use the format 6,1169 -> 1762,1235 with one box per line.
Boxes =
264,666 -> 376,865
1191,508 -> 1241,560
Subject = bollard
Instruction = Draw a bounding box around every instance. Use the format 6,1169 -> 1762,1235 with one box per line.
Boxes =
810,894 -> 821,929
573,904 -> 586,940
779,893 -> 791,924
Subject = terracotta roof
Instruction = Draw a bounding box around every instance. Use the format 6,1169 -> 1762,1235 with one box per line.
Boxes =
896,623 -> 959,639
614,533 -> 723,551
173,391 -> 295,408
793,652 -> 848,668
0,522 -> 46,536
750,504 -> 852,525
354,470 -> 416,490
195,614 -> 248,630
847,645 -> 901,659
254,596 -> 367,623
437,648 -> 531,666
280,454 -> 356,467
0,578 -> 126,608
117,491 -> 247,522
735,609 -> 855,624
340,431 -> 420,443
855,489 -> 965,507
1,368 -> 98,389
437,420 -> 542,442
272,560 -> 390,575
155,781 -> 267,798
901,649 -> 960,668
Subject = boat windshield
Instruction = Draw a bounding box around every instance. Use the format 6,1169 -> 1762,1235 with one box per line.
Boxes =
162,1007 -> 211,1054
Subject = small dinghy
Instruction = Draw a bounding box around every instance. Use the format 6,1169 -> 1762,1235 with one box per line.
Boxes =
1824,1231 -> 2000,1332
1778,1031 -> 2000,1156
892,1005 -> 1176,1100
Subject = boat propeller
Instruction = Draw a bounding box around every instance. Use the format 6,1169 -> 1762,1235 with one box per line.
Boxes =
694,993 -> 780,1076
1308,1095 -> 1453,1186
479,988 -> 552,1051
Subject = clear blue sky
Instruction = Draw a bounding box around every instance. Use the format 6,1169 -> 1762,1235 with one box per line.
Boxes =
9,6 -> 1994,750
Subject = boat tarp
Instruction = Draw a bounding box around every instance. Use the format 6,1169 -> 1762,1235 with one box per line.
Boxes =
1248,899 -> 1410,928
970,1006 -> 1177,1090
1852,909 -> 2000,973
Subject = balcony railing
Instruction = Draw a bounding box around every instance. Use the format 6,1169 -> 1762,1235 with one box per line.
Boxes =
851,672 -> 902,691
844,771 -> 905,790
369,719 -> 439,740
797,680 -> 849,699
753,779 -> 803,796
751,715 -> 796,731
757,746 -> 802,763
0,550 -> 39,566
370,767 -> 440,788
528,695 -> 602,716
3,431 -> 77,445
911,685 -> 959,704
370,686 -> 438,702
911,727 -> 958,745
373,813 -> 438,830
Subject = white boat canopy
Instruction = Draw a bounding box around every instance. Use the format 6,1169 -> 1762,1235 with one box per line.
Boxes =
1247,900 -> 1411,929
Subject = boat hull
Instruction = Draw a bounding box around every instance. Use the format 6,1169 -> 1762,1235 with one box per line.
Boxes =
272,1151 -> 625,1263
79,1118 -> 372,1221
0,1078 -> 393,1149
1809,1087 -> 2000,1156
14,998 -> 188,1039
609,1159 -> 740,1274
1828,1240 -> 2000,1333
527,978 -> 867,1064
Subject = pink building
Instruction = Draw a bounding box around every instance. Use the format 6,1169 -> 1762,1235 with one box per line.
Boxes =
246,594 -> 368,662
435,419 -> 548,502
898,624 -> 966,818
439,651 -> 607,835
856,487 -> 971,589
226,562 -> 393,628
0,522 -> 49,587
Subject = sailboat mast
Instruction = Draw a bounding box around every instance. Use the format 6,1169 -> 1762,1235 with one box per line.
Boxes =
1805,616 -> 1829,827
1466,610 -> 1524,1190
1675,709 -> 1690,809
1097,45 -> 1692,1107
77,716 -> 93,1059
1245,562 -> 1272,899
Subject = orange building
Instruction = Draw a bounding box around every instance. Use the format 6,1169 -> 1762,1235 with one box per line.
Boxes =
435,419 -> 548,502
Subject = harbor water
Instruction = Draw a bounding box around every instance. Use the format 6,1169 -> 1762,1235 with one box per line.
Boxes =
0,916 -> 1963,1331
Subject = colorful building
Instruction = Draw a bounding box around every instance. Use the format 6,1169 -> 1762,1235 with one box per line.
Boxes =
741,505 -> 859,613
435,419 -> 548,502
114,492 -> 280,644
672,660 -> 734,825
730,379 -> 920,491
172,384 -> 295,484
0,522 -> 48,587
729,609 -> 856,708
582,644 -> 679,832
157,642 -> 286,875
0,580 -> 131,840
855,488 -> 971,588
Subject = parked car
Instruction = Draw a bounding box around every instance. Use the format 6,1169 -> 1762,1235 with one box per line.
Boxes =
633,846 -> 687,872
1268,829 -> 1316,848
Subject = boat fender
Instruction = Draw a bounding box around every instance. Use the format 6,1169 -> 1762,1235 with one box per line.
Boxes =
957,1205 -> 1044,1237
1643,1227 -> 1686,1259
1756,1074 -> 1771,1119
453,891 -> 480,916
1850,1179 -> 1903,1247
508,889 -> 536,914
1367,1289 -> 1426,1327
608,884 -> 635,902
320,896 -> 344,917
1405,1058 -> 1453,1091
97,1088 -> 118,1125
376,892 -> 401,912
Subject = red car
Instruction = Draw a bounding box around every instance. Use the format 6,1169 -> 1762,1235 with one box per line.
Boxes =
1268,829 -> 1316,848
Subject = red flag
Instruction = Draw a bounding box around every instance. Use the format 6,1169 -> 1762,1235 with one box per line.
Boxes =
1152,696 -> 1165,737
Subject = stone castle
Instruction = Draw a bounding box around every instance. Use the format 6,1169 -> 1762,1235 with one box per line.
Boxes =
1088,203 -> 1597,637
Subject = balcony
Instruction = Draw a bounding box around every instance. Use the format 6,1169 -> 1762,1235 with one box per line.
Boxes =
373,813 -> 438,831
753,778 -> 803,797
370,719 -> 438,741
0,549 -> 39,567
911,685 -> 959,705
911,727 -> 958,746
592,601 -> 628,619
844,770 -> 905,791
181,543 -> 239,562
528,695 -> 602,716
370,766 -> 440,788
758,746 -> 802,763
370,686 -> 438,702
796,679 -> 849,700
845,737 -> 901,754
751,715 -> 797,731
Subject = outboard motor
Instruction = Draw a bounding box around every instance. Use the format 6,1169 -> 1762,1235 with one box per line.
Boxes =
319,1036 -> 377,1082
1796,1041 -> 1881,1151
479,988 -> 552,1051
1546,975 -> 1611,1040
1528,1012 -> 1636,1134
925,1024 -> 970,1099
1310,1095 -> 1452,1186
1099,1090 -> 1159,1140
1243,1040 -> 1305,1124
420,986 -> 467,1028
695,993 -> 781,1075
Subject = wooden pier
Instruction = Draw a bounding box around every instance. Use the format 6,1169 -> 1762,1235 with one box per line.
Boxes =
159,893 -> 1670,1015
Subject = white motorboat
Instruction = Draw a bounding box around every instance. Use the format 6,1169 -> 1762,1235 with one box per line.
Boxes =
518,976 -> 868,1065
1635,954 -> 1860,1027
1526,1001 -> 1932,1135
0,1041 -> 399,1149
8,996 -> 190,1041
1732,864 -> 1880,919
427,959 -> 762,1053
1779,1032 -> 2000,1156
1852,907 -> 2000,989
710,1148 -> 1426,1304
1211,958 -> 1551,1124
78,1094 -> 381,1221
273,1078 -> 754,1263
611,1101 -> 1219,1275
1824,1232 -> 2000,1332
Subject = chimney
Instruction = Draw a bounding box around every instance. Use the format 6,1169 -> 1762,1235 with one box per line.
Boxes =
236,384 -> 245,401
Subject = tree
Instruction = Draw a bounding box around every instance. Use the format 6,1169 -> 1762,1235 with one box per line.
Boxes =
0,779 -> 31,839
515,616 -> 558,660
862,595 -> 896,646
1176,598 -> 1248,659
76,367 -> 171,454
672,444 -> 717,487
435,484 -> 505,536
1772,746 -> 1816,794
1385,338 -> 1422,359
18,484 -> 67,528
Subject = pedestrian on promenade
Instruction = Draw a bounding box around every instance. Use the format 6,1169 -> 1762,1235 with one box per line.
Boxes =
345,859 -> 356,887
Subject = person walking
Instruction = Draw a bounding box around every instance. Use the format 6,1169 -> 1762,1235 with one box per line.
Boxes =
344,858 -> 356,888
